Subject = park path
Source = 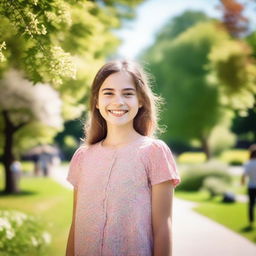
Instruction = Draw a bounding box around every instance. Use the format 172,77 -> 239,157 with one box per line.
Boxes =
49,164 -> 256,256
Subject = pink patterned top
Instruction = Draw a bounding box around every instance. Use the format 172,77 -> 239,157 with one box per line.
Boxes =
67,135 -> 181,256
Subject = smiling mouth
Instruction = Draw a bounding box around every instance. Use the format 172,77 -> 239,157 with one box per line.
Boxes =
108,110 -> 128,117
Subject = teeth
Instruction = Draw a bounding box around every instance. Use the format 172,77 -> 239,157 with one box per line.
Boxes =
109,110 -> 127,115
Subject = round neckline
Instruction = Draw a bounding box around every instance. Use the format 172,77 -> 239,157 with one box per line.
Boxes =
99,135 -> 146,152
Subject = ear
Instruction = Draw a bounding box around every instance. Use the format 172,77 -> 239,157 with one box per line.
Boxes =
139,103 -> 143,108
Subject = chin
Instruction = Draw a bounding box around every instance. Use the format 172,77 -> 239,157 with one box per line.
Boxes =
106,118 -> 134,127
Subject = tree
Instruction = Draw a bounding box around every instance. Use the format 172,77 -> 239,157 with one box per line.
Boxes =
0,0 -> 144,85
141,12 -> 256,159
0,69 -> 62,193
141,21 -> 230,159
155,10 -> 210,41
217,0 -> 256,144
208,39 -> 256,111
0,0 -> 145,193
140,10 -> 210,66
218,0 -> 249,37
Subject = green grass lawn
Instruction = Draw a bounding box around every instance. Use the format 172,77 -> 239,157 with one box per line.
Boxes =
0,173 -> 73,255
175,190 -> 256,243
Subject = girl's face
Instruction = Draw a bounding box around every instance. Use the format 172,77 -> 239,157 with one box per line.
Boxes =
96,71 -> 142,128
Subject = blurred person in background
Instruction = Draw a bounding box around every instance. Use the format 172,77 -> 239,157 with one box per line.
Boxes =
241,144 -> 256,229
10,158 -> 22,192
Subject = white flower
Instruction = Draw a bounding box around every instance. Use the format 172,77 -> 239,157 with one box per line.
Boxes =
6,229 -> 15,240
12,212 -> 27,227
42,231 -> 52,245
31,236 -> 39,247
0,217 -> 11,231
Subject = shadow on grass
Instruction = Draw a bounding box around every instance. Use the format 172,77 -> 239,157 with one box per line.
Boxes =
240,225 -> 254,232
0,190 -> 38,197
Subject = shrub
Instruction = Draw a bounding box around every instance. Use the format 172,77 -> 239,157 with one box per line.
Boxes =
178,152 -> 206,164
220,149 -> 249,165
202,177 -> 228,198
229,160 -> 244,166
0,210 -> 51,256
177,161 -> 231,191
208,125 -> 236,156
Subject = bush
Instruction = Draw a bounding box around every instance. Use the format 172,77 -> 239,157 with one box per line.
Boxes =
177,161 -> 231,191
0,210 -> 51,256
229,160 -> 244,166
208,124 -> 236,156
220,149 -> 249,165
178,152 -> 206,164
202,177 -> 228,198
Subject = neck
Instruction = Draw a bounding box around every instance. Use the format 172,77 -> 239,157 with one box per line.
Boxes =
103,123 -> 141,146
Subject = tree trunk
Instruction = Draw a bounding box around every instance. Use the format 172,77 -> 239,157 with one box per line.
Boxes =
201,135 -> 211,160
2,111 -> 23,194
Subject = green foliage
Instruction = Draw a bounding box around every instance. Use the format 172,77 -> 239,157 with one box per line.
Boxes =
141,10 -> 256,153
0,210 -> 51,256
208,40 -> 256,112
246,31 -> 256,62
231,107 -> 256,142
156,10 -> 210,41
0,0 -> 76,85
178,161 -> 231,191
143,22 -> 229,144
62,135 -> 79,159
0,0 -> 144,86
54,119 -> 84,159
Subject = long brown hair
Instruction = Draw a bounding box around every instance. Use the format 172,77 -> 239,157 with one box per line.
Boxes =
84,60 -> 164,145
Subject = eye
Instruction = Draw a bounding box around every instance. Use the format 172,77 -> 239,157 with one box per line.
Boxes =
103,92 -> 113,95
124,93 -> 134,96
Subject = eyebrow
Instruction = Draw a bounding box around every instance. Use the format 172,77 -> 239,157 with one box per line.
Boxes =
101,88 -> 136,92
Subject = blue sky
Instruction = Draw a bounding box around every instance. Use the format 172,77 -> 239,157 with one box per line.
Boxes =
113,0 -> 254,59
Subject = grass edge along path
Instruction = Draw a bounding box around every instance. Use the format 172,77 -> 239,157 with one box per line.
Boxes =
175,191 -> 256,243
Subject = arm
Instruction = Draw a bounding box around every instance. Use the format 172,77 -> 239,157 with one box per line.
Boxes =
241,164 -> 248,186
66,189 -> 77,256
241,173 -> 246,186
152,180 -> 174,256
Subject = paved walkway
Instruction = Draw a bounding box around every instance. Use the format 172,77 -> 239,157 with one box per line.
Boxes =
49,164 -> 256,256
173,198 -> 256,256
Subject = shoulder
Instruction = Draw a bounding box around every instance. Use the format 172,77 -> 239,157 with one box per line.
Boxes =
245,159 -> 256,167
139,137 -> 174,163
70,144 -> 90,161
141,137 -> 171,153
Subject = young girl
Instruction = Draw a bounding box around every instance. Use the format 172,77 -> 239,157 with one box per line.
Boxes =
66,60 -> 181,256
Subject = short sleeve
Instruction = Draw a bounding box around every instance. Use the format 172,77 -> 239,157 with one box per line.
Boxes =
244,160 -> 252,175
66,146 -> 86,189
147,140 -> 181,188
243,163 -> 248,175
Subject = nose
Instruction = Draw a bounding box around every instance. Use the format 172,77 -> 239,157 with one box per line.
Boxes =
113,94 -> 125,106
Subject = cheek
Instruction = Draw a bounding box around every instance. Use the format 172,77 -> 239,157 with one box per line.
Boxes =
129,97 -> 140,107
97,96 -> 108,108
